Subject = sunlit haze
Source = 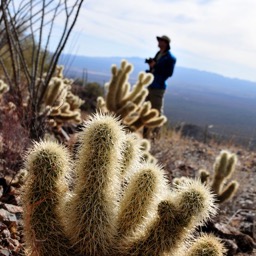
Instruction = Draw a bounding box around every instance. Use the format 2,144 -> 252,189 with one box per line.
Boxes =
58,0 -> 256,82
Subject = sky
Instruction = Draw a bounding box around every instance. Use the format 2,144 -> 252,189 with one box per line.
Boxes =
60,0 -> 256,82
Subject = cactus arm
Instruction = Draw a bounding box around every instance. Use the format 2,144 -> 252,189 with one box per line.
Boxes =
217,180 -> 239,203
121,179 -> 216,256
186,234 -> 225,256
63,114 -> 125,255
144,115 -> 167,128
23,141 -> 75,256
117,164 -> 167,238
199,169 -> 210,184
116,102 -> 137,119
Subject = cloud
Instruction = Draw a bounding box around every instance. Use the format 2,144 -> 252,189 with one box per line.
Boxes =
58,0 -> 256,81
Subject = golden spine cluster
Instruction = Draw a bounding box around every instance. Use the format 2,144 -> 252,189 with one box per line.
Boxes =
22,113 -> 225,256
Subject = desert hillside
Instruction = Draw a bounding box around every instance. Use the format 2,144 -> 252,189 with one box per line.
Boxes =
0,128 -> 255,255
1,1 -> 255,255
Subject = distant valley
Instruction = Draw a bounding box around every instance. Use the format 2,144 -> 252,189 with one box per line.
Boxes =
59,54 -> 256,147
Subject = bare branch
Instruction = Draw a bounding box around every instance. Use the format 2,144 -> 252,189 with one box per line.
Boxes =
0,0 -> 85,140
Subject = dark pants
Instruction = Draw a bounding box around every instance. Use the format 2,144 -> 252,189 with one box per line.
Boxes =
143,88 -> 165,138
146,88 -> 165,114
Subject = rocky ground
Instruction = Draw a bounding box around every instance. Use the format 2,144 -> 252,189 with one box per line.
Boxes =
152,132 -> 256,255
0,178 -> 24,255
0,131 -> 255,255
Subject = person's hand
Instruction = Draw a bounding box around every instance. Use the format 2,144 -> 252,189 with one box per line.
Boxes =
149,60 -> 156,69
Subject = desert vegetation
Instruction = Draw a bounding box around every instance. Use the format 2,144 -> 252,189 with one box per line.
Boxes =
0,1 -> 255,256
97,60 -> 167,134
22,114 -> 225,256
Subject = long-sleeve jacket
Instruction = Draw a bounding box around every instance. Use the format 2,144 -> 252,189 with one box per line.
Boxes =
148,51 -> 176,90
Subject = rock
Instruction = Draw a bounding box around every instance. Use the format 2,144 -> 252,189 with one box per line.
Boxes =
222,239 -> 238,256
1,229 -> 11,238
0,222 -> 7,232
235,233 -> 255,253
2,204 -> 22,214
0,209 -> 17,225
203,221 -> 256,254
0,248 -> 10,256
6,238 -> 20,252
240,199 -> 254,208
240,221 -> 254,238
215,223 -> 255,253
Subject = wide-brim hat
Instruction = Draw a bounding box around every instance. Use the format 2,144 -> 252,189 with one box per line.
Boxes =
156,35 -> 171,44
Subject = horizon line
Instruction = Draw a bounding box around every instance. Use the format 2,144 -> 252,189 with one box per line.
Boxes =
59,53 -> 256,84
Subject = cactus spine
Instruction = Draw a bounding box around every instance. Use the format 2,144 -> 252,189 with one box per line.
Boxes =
22,113 -> 225,256
199,150 -> 239,203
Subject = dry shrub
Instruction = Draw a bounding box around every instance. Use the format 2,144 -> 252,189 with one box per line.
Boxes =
0,97 -> 31,177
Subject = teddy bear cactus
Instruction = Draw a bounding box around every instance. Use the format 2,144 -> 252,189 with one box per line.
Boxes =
97,60 -> 167,132
22,113 -> 225,256
199,150 -> 239,203
42,66 -> 84,127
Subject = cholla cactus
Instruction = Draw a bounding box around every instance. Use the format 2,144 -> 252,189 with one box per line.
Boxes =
22,113 -> 224,256
97,60 -> 167,132
126,101 -> 167,132
199,150 -> 239,203
42,66 -> 84,128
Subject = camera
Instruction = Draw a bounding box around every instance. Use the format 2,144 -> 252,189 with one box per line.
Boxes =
145,58 -> 154,64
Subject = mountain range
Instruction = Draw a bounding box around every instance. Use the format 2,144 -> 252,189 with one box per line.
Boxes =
59,54 -> 256,147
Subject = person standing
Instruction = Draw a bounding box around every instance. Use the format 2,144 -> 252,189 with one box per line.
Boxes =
144,35 -> 176,138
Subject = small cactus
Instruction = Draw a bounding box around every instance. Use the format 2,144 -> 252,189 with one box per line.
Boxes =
22,113 -> 225,256
187,234 -> 225,256
43,78 -> 67,106
199,150 -> 239,203
97,60 -> 167,132
42,66 -> 84,128
127,102 -> 167,132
